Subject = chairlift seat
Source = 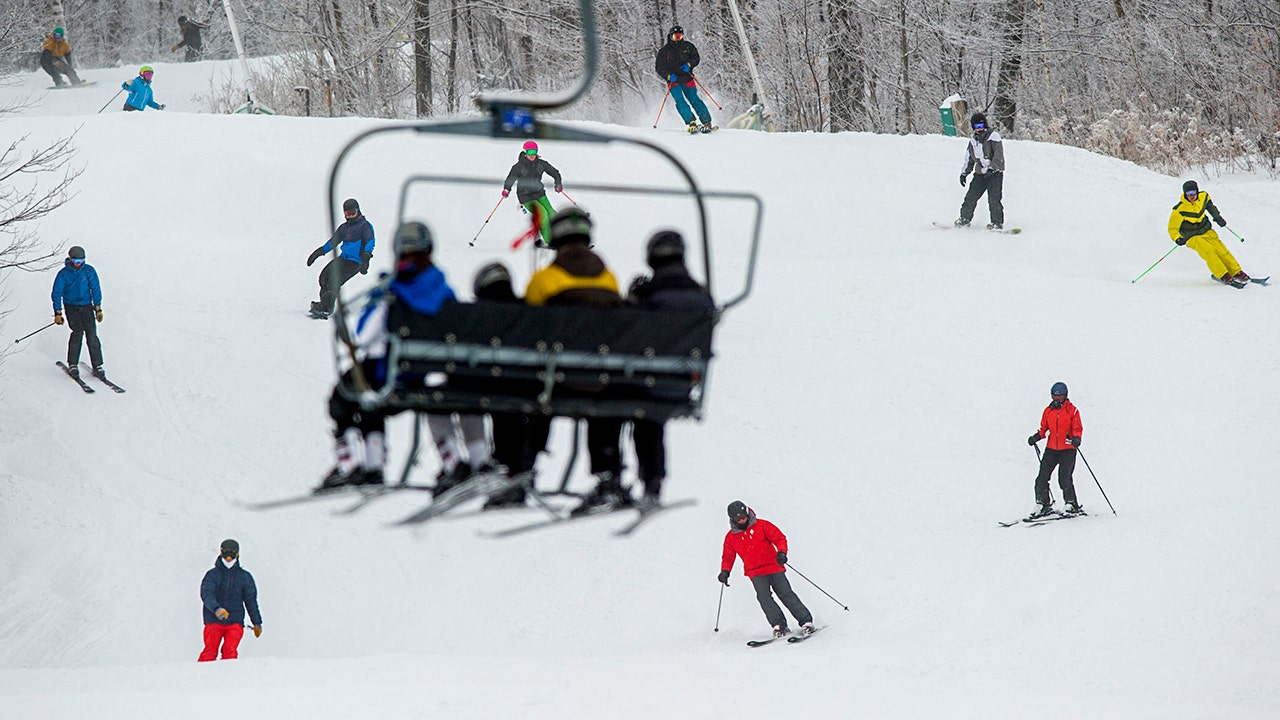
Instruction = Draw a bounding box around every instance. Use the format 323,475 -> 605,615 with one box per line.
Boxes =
378,300 -> 716,421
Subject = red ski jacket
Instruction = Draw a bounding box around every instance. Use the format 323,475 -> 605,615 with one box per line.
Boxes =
722,516 -> 789,578
1035,399 -> 1083,451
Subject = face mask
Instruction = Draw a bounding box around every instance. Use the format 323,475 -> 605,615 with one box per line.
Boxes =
222,557 -> 237,568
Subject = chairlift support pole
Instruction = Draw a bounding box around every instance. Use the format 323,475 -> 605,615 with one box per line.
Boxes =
221,0 -> 274,115
724,0 -> 767,115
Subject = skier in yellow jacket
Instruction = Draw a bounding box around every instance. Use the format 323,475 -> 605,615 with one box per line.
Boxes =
1168,180 -> 1250,287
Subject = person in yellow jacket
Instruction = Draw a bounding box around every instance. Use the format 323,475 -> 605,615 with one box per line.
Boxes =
523,207 -> 630,516
1168,180 -> 1250,286
40,27 -> 85,87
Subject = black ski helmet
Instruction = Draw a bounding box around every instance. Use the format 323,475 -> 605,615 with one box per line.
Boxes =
1182,180 -> 1199,195
68,246 -> 85,259
342,198 -> 360,213
727,500 -> 747,519
178,15 -> 187,24
669,25 -> 684,38
646,230 -> 685,268
970,112 -> 988,130
220,538 -> 240,557
1051,382 -> 1068,398
394,221 -> 434,256
548,207 -> 593,248
473,261 -> 513,298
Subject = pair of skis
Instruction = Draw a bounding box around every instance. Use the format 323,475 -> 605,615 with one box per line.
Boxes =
1211,274 -> 1269,289
998,509 -> 1089,528
747,625 -> 823,647
56,362 -> 125,393
479,497 -> 697,538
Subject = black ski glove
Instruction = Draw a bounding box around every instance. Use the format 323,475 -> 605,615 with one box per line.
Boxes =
1175,237 -> 1187,246
359,252 -> 372,274
776,552 -> 787,565
959,173 -> 968,187
307,247 -> 325,266
1068,436 -> 1082,448
1027,433 -> 1040,446
717,570 -> 730,586
1215,216 -> 1227,227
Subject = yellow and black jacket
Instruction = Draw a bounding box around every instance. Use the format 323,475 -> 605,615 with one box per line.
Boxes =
524,243 -> 621,308
1167,191 -> 1224,242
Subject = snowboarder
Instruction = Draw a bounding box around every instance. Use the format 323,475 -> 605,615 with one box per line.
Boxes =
1027,382 -> 1083,518
1167,180 -> 1251,287
40,26 -> 85,87
50,245 -> 106,379
625,230 -> 714,509
955,112 -> 1005,229
171,15 -> 209,62
199,539 -> 262,662
523,208 -> 628,516
719,501 -> 816,639
121,66 -> 166,111
316,221 -> 496,492
655,25 -> 713,133
306,198 -> 376,317
501,141 -> 562,246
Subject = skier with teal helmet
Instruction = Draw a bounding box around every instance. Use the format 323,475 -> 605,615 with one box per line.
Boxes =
501,141 -> 562,247
122,66 -> 165,111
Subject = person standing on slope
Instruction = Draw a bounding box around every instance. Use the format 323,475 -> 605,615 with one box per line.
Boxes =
171,15 -> 209,62
1027,382 -> 1083,518
1167,180 -> 1251,287
199,539 -> 263,662
50,245 -> 107,379
40,26 -> 85,87
306,198 -> 376,317
121,66 -> 166,111
502,141 -> 562,247
955,112 -> 1005,229
719,501 -> 816,639
655,25 -> 714,133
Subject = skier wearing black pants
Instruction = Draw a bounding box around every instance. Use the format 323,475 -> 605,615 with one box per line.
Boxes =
1027,381 -> 1083,518
50,245 -> 106,378
719,501 -> 815,639
956,112 -> 1006,229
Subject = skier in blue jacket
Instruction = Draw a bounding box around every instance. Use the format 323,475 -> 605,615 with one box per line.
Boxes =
199,539 -> 263,661
50,245 -> 107,378
121,66 -> 165,111
306,198 -> 376,317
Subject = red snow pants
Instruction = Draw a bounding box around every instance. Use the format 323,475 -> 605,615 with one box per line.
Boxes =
199,623 -> 244,661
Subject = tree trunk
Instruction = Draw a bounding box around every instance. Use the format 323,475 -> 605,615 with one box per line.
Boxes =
828,0 -> 865,132
447,0 -> 459,112
414,0 -> 432,117
993,0 -> 1027,132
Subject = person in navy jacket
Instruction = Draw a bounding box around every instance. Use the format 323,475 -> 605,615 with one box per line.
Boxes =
122,66 -> 165,111
655,25 -> 713,131
199,539 -> 262,661
719,501 -> 815,638
307,198 -> 376,316
50,245 -> 106,378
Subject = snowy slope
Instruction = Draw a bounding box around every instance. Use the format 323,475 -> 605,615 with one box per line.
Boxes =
2,58 -> 1280,719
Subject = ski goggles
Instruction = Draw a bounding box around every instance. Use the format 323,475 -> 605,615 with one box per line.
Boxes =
344,209 -> 359,219
524,149 -> 538,156
672,33 -> 683,40
141,71 -> 154,79
70,258 -> 85,265
53,32 -> 64,39
972,121 -> 986,130
1185,190 -> 1198,198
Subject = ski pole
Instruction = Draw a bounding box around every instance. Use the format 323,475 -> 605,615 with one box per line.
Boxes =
1076,448 -> 1117,515
1224,226 -> 1245,243
1131,244 -> 1179,283
556,188 -> 579,206
691,75 -> 723,110
469,194 -> 506,247
13,322 -> 56,344
714,582 -> 725,632
98,88 -> 125,114
782,562 -> 849,611
1033,443 -> 1041,463
652,86 -> 671,128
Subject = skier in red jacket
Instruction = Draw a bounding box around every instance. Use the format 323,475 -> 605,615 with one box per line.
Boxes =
1027,381 -> 1084,518
719,501 -> 815,639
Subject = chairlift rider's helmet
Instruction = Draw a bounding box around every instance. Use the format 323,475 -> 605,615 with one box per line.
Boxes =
394,221 -> 434,256
548,207 -> 593,249
473,261 -> 513,298
646,230 -> 685,269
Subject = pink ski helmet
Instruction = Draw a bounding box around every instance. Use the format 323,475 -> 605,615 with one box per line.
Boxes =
522,140 -> 538,154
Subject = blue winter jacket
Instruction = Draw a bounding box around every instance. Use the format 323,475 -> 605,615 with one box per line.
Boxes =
356,264 -> 456,383
200,559 -> 263,626
51,259 -> 102,311
122,76 -> 161,111
321,216 -> 376,264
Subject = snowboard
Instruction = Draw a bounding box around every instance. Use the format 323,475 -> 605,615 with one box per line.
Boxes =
932,221 -> 1022,234
48,81 -> 98,90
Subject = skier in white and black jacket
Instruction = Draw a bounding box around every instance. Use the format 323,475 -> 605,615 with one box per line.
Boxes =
956,112 -> 1006,229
